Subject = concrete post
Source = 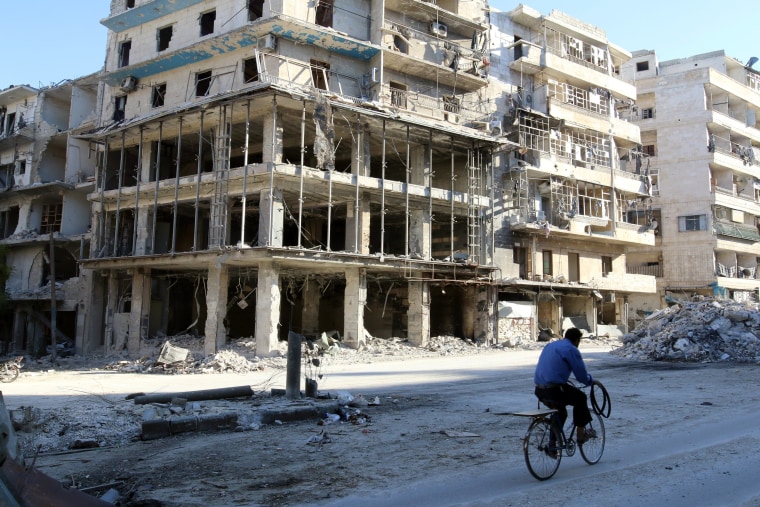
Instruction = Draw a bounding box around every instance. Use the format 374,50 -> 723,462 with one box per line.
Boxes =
105,272 -> 120,354
301,276 -> 320,336
262,109 -> 283,164
345,192 -> 371,254
255,262 -> 281,356
204,262 -> 229,356
76,270 -> 102,355
258,187 -> 284,247
128,268 -> 151,355
410,146 -> 431,259
343,268 -> 367,348
407,281 -> 430,347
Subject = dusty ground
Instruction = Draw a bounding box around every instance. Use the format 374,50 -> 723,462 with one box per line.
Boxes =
4,331 -> 760,506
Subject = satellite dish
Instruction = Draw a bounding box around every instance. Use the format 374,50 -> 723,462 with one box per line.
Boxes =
747,56 -> 758,69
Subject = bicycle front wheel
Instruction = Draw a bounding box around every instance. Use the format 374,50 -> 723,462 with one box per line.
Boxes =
0,364 -> 19,383
523,418 -> 562,480
579,411 -> 605,464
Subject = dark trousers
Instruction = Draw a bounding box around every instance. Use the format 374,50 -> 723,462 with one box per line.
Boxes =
535,383 -> 592,430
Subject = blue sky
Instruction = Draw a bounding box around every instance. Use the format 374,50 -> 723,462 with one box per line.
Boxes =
1,2 -> 757,90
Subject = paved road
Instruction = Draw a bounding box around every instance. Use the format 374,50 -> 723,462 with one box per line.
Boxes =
3,347 -> 759,507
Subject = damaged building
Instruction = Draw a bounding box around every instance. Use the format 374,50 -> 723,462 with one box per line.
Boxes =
0,79 -> 100,355
621,50 -> 760,316
488,6 -> 656,340
2,1 -> 661,357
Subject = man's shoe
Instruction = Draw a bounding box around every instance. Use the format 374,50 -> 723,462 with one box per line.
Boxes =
577,427 -> 597,444
544,447 -> 558,459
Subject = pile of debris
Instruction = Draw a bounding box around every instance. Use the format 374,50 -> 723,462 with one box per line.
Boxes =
614,298 -> 760,363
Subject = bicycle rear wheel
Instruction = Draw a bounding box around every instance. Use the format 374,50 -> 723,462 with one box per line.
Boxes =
0,364 -> 19,383
579,411 -> 605,464
523,418 -> 562,480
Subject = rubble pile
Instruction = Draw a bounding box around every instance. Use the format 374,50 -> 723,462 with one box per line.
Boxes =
614,298 -> 760,363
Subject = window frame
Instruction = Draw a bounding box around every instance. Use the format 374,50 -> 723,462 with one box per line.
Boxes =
199,10 -> 216,36
195,70 -> 212,97
157,25 -> 173,52
118,40 -> 132,68
678,214 -> 707,232
151,83 -> 167,108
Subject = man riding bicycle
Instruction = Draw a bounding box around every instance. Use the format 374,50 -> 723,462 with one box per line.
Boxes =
533,327 -> 601,447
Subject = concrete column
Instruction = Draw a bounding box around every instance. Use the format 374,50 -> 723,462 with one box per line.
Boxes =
104,272 -> 120,353
255,262 -> 281,356
76,270 -> 103,355
343,268 -> 367,348
407,280 -> 430,347
133,207 -> 151,256
11,308 -> 24,352
128,268 -> 151,355
465,285 -> 495,343
258,188 -> 284,247
262,110 -> 283,164
301,275 -> 321,336
345,192 -> 371,254
204,262 -> 229,356
352,121 -> 371,177
410,146 -> 431,259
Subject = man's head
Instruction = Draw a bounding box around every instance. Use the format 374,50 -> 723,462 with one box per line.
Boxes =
564,327 -> 582,347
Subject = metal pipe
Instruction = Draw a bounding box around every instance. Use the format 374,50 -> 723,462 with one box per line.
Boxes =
133,127 -> 143,253
450,137 -> 455,259
405,124 -> 410,257
297,100 -> 306,249
98,137 -> 108,257
171,117 -> 183,254
113,131 -> 125,257
241,100 -> 251,246
380,119 -> 386,257
268,95 -> 277,246
152,122 -> 162,254
194,111 -> 204,250
354,115 -> 361,253
223,103 -> 234,246
428,130 -> 433,260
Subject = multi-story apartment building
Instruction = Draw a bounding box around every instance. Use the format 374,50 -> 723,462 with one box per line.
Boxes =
622,50 -> 760,316
0,78 -> 99,355
80,0 -> 505,356
488,6 -> 656,339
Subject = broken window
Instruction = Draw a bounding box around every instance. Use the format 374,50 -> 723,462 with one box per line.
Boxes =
200,10 -> 216,36
126,0 -> 135,8
5,113 -> 15,135
40,203 -> 63,235
389,82 -> 407,109
157,25 -> 173,52
310,59 -> 330,91
118,40 -> 131,67
642,144 -> 656,157
151,83 -> 166,108
114,95 -> 127,121
0,206 -> 19,239
195,70 -> 212,97
248,0 -> 264,21
315,0 -> 333,27
243,57 -> 259,83
678,214 -> 706,232
641,107 -> 654,119
513,36 -> 523,60
636,61 -> 649,72
0,164 -> 13,190
602,256 -> 612,276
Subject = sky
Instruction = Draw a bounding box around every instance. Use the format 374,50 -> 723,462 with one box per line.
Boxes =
0,1 -> 758,91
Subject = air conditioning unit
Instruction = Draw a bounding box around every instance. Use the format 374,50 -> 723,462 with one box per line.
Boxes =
119,75 -> 138,92
490,119 -> 503,136
715,207 -> 728,219
257,34 -> 277,52
604,292 -> 616,303
429,22 -> 447,38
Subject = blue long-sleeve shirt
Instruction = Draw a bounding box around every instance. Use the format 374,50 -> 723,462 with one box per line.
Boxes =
534,338 -> 593,386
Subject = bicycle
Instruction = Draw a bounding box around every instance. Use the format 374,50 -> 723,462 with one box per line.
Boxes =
0,356 -> 23,383
513,383 -> 608,480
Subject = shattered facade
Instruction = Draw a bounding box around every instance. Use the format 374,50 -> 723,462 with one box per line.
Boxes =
0,78 -> 100,355
622,51 -> 760,321
2,2 -> 660,356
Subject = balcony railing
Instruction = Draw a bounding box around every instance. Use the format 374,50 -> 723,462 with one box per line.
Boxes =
542,26 -> 610,74
379,84 -> 488,122
717,262 -> 758,279
546,80 -> 609,117
708,133 -> 760,167
627,264 -> 662,277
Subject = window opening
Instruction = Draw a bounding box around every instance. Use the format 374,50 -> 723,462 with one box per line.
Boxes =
310,59 -> 330,91
126,0 -> 135,8
195,70 -> 212,97
542,250 -> 553,275
636,61 -> 649,72
119,40 -> 131,67
243,58 -> 259,83
152,83 -> 166,108
642,144 -> 656,157
602,256 -> 612,276
40,203 -> 63,235
316,0 -> 334,27
678,214 -> 706,232
389,82 -> 407,109
248,0 -> 264,21
114,96 -> 127,121
200,10 -> 216,36
158,25 -> 173,52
